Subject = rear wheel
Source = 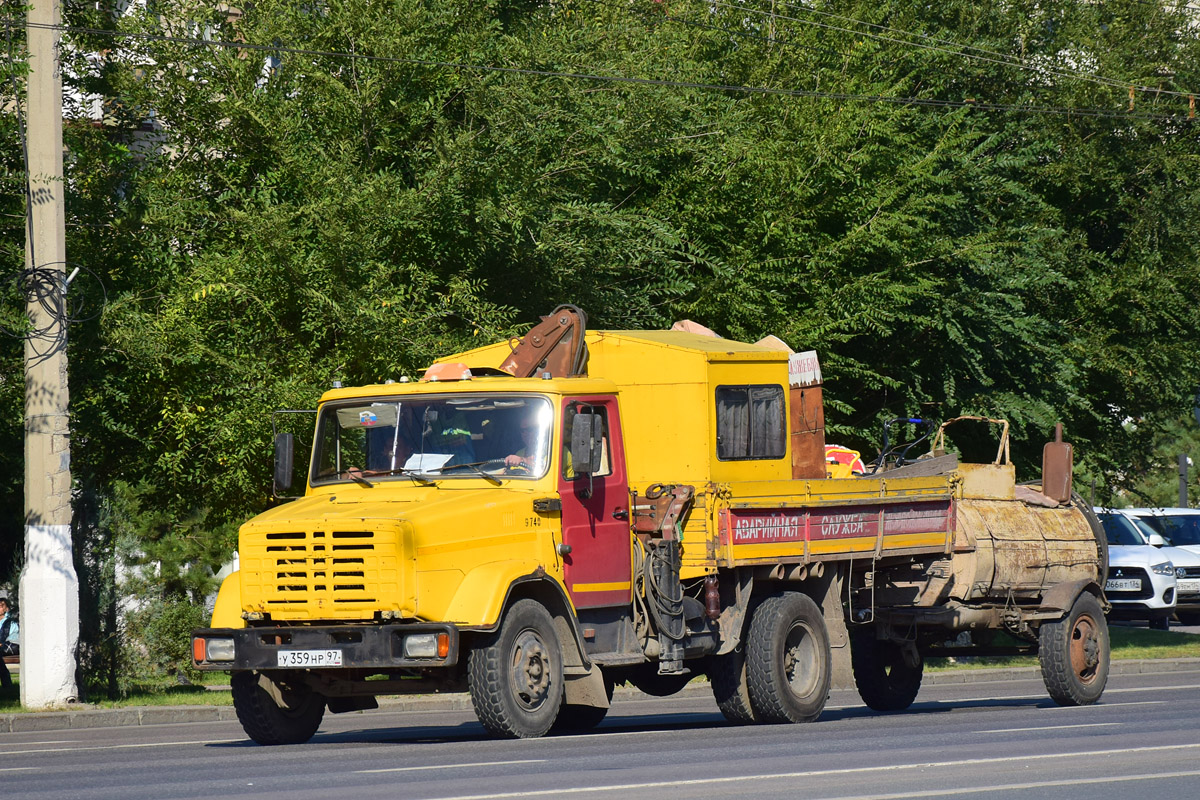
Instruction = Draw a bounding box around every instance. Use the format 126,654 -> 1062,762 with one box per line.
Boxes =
850,632 -> 923,712
468,599 -> 564,738
709,646 -> 758,724
745,593 -> 831,724
231,671 -> 325,745
1039,592 -> 1109,706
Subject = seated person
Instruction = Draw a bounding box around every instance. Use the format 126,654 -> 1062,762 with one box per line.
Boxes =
505,410 -> 548,474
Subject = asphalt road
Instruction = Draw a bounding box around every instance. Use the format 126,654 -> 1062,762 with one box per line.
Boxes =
4,667 -> 1200,800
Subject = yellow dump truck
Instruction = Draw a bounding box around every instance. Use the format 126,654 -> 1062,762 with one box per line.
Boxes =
193,307 -> 1109,744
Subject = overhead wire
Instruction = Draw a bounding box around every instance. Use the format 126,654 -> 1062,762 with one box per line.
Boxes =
1,18 -> 106,358
709,0 -> 1199,101
758,0 -> 1200,95
0,16 -> 1190,121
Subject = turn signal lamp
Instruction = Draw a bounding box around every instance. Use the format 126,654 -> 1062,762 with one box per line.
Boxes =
421,362 -> 472,382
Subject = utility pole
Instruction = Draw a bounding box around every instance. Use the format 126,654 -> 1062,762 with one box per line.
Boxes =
1181,455 -> 1191,509
21,0 -> 80,708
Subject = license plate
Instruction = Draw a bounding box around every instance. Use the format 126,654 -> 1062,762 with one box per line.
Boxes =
1106,578 -> 1142,592
277,649 -> 343,667
1178,579 -> 1200,594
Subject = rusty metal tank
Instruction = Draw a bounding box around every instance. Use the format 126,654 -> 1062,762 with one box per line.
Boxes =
945,462 -> 1105,603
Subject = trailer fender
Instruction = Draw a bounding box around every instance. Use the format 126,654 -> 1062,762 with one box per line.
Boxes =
211,572 -> 245,629
1039,579 -> 1103,616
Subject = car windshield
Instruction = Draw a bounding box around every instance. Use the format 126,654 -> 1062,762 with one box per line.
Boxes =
1152,514 -> 1200,547
1099,513 -> 1148,546
311,393 -> 554,485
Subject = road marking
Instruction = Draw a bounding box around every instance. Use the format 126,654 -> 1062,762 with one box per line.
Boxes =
416,742 -> 1200,800
800,769 -> 1200,799
1107,683 -> 1200,693
980,722 -> 1119,733
0,738 -> 240,756
0,767 -> 38,772
358,759 -> 545,774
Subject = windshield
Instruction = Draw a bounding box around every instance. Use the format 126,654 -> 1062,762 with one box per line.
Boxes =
1098,513 -> 1148,546
311,394 -> 554,485
1146,514 -> 1200,547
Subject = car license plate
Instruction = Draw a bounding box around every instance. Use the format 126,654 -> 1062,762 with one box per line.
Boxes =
277,649 -> 343,667
1105,578 -> 1142,592
1178,579 -> 1200,594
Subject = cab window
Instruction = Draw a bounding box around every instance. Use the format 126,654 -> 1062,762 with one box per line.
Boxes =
716,385 -> 785,460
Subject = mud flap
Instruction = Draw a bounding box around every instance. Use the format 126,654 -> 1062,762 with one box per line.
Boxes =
563,665 -> 610,709
813,568 -> 853,690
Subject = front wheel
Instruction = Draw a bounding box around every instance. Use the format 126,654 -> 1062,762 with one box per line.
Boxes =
231,671 -> 325,745
1039,592 -> 1110,706
551,671 -> 614,733
745,592 -> 831,724
850,632 -> 923,712
468,599 -> 564,738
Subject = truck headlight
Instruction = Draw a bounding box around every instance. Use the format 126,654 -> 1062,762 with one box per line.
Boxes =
402,632 -> 449,658
403,633 -> 439,658
196,637 -> 235,662
1152,561 -> 1175,576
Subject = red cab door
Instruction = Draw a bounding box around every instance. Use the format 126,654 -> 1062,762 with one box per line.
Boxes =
558,396 -> 631,609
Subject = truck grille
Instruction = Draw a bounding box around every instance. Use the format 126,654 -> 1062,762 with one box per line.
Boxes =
241,528 -> 402,619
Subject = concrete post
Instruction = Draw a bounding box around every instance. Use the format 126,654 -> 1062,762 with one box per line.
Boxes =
21,0 -> 80,708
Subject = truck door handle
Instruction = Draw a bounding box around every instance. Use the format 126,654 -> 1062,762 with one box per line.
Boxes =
612,508 -> 629,521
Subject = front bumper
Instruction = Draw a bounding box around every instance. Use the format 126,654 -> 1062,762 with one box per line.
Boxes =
192,623 -> 460,671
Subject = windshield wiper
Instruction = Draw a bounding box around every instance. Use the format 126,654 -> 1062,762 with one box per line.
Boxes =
372,467 -> 436,485
344,468 -> 374,488
428,460 -> 503,485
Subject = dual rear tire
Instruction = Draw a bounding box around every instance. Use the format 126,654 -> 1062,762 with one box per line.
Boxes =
711,592 -> 831,724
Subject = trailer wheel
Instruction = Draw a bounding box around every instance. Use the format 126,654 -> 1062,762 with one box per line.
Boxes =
231,671 -> 325,745
1039,591 -> 1109,706
468,599 -> 564,738
709,646 -> 758,724
850,632 -> 923,712
745,593 -> 831,724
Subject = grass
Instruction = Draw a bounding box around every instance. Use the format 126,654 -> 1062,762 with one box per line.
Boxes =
1,624 -> 1198,713
0,676 -> 232,713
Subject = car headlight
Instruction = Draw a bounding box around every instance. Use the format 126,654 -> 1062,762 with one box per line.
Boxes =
1151,561 -> 1175,576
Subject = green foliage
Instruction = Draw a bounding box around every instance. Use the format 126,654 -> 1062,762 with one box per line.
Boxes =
0,0 -> 1199,692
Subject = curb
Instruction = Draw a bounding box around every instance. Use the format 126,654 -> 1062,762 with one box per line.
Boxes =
4,658 -> 1199,734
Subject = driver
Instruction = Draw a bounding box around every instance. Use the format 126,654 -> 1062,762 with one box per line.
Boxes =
504,409 -> 546,473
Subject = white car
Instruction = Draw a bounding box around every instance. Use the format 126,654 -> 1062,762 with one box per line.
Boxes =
1096,509 -> 1177,629
1118,508 -> 1200,624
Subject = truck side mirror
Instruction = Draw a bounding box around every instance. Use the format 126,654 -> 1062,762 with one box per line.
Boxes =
275,432 -> 295,492
570,413 -> 604,476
